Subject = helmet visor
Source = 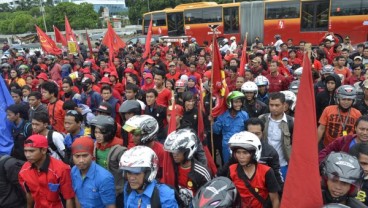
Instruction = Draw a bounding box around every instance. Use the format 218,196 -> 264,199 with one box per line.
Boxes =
123,124 -> 137,133
121,167 -> 144,174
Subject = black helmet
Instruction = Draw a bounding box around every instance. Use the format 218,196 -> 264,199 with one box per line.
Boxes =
193,177 -> 238,208
90,115 -> 116,142
321,152 -> 364,197
119,100 -> 141,115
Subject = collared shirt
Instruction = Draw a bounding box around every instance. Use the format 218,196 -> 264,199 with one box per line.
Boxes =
267,113 -> 288,166
18,155 -> 75,208
124,180 -> 178,208
71,161 -> 115,207
64,128 -> 85,148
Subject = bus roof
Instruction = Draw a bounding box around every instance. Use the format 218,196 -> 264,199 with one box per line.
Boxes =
174,2 -> 218,9
221,2 -> 240,7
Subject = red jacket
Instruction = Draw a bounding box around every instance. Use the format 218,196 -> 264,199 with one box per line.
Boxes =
318,134 -> 355,163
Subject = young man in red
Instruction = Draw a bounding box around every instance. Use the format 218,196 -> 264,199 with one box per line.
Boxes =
266,61 -> 289,93
154,70 -> 172,107
227,131 -> 280,207
19,135 -> 75,208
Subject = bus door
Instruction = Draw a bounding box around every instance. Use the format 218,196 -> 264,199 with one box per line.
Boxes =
167,12 -> 185,36
223,6 -> 239,35
301,0 -> 329,32
240,1 -> 264,44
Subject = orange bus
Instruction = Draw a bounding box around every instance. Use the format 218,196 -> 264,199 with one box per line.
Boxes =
143,0 -> 368,45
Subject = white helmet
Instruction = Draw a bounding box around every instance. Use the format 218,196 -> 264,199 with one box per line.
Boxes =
119,146 -> 158,183
1,55 -> 8,60
123,115 -> 159,144
223,38 -> 229,44
164,129 -> 198,160
294,67 -> 303,77
254,75 -> 269,86
228,131 -> 262,162
230,36 -> 236,41
241,81 -> 258,97
280,90 -> 297,111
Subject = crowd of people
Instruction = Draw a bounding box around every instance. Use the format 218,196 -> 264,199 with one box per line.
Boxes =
1,31 -> 368,207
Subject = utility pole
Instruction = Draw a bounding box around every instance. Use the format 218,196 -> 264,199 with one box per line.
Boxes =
40,0 -> 47,33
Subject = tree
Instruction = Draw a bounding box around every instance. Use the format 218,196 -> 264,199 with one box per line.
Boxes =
0,3 -> 12,12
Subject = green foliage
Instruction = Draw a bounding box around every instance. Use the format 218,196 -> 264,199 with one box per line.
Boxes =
0,2 -> 99,34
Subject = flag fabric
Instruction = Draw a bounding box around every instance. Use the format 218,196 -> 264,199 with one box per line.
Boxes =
53,25 -> 67,46
85,29 -> 93,58
238,35 -> 247,77
142,18 -> 153,59
211,42 -> 228,117
64,16 -> 77,42
162,94 -> 177,186
0,76 -> 14,155
280,50 -> 323,207
102,21 -> 126,68
35,25 -> 62,55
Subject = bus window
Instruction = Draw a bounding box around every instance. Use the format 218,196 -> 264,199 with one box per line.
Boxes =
301,1 -> 329,32
224,6 -> 239,34
331,0 -> 368,16
265,1 -> 300,19
185,7 -> 222,24
167,12 -> 185,36
153,12 -> 166,26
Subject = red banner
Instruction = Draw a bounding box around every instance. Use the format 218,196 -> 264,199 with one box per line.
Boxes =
35,25 -> 62,55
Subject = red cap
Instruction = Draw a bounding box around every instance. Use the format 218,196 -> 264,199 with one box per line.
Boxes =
16,56 -> 24,61
146,59 -> 154,64
110,71 -> 118,78
24,135 -> 48,148
100,77 -> 112,85
72,136 -> 94,155
144,73 -> 153,79
37,73 -> 48,81
204,70 -> 211,79
167,104 -> 184,116
103,68 -> 112,74
82,68 -> 91,74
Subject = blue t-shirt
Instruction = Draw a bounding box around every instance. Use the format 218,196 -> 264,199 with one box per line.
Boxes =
64,128 -> 85,148
71,161 -> 116,207
123,179 -> 178,208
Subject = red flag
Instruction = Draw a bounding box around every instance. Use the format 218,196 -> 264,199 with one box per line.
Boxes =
102,21 -> 126,68
238,35 -> 247,77
162,95 -> 176,186
143,18 -> 153,59
35,25 -> 62,55
211,42 -> 228,117
280,49 -> 323,207
64,16 -> 77,42
85,29 -> 93,58
53,25 -> 67,46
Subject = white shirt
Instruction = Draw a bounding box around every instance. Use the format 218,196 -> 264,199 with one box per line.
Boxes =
230,41 -> 237,53
48,131 -> 66,160
267,113 -> 288,166
274,39 -> 283,52
220,44 -> 230,53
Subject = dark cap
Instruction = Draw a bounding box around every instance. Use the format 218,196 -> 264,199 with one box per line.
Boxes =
96,102 -> 113,115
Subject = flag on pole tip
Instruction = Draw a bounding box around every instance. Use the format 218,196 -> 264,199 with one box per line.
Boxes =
143,17 -> 153,59
35,25 -> 62,55
53,25 -> 67,46
280,44 -> 323,208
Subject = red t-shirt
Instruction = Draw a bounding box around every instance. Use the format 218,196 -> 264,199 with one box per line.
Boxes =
166,72 -> 181,82
178,165 -> 192,190
155,88 -> 172,107
151,141 -> 165,168
48,100 -> 65,133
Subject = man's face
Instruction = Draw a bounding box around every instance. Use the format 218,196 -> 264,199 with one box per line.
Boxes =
326,177 -> 351,198
184,99 -> 195,111
353,67 -> 362,76
299,43 -> 305,50
232,99 -> 243,111
169,65 -> 176,73
269,98 -> 285,118
281,44 -> 288,51
244,92 -> 255,101
269,63 -> 278,73
6,110 -> 18,122
356,120 -> 368,143
146,92 -> 156,106
358,153 -> 368,177
73,152 -> 93,172
100,61 -> 107,68
236,77 -> 245,89
338,58 -> 346,67
338,98 -> 353,110
245,71 -> 253,81
235,148 -> 252,166
341,51 -> 349,58
64,115 -> 80,134
126,171 -> 145,190
41,89 -> 52,100
125,89 -> 136,100
198,57 -> 205,65
326,81 -> 336,92
230,60 -> 237,66
154,75 -> 164,87
247,124 -> 263,140
189,65 -> 196,72
113,59 -> 120,66
101,89 -> 112,101
28,96 -> 40,108
172,151 -> 185,164
11,92 -> 21,104
132,132 -> 142,145
62,83 -> 72,93
32,119 -> 47,133
24,147 -> 46,164
325,41 -> 331,48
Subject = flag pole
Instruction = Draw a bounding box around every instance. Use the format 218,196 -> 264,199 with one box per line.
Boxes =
208,24 -> 219,157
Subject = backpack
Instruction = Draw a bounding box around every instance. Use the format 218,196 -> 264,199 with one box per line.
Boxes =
47,130 -> 69,163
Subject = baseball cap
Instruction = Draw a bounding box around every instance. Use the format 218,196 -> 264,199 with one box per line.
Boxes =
100,77 -> 112,85
282,57 -> 289,61
37,73 -> 48,81
24,135 -> 48,148
345,36 -> 350,40
72,136 -> 94,155
144,73 -> 153,79
354,56 -> 363,61
96,102 -> 113,115
169,62 -> 176,66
